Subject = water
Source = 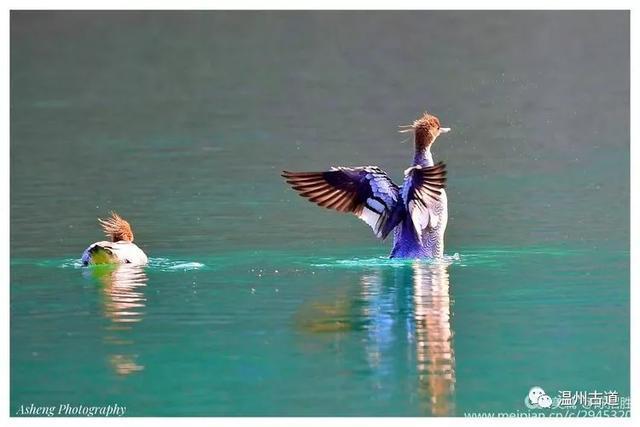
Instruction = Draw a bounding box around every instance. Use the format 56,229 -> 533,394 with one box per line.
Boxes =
10,11 -> 629,416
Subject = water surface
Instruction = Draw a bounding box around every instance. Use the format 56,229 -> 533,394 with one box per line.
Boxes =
11,11 -> 629,416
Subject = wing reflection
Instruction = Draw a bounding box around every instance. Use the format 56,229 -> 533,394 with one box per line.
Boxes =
85,264 -> 147,376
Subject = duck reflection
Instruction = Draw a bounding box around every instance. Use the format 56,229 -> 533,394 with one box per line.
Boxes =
297,260 -> 455,415
363,261 -> 455,415
85,264 -> 147,375
411,261 -> 455,415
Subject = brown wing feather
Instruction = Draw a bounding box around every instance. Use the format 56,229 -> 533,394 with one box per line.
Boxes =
406,162 -> 448,240
283,171 -> 358,214
282,167 -> 401,239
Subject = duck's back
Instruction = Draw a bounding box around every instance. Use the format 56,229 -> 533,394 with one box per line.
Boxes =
82,241 -> 148,266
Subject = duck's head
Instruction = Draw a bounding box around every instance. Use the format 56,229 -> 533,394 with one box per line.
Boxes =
400,112 -> 451,150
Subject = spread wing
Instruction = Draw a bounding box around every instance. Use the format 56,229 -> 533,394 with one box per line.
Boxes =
403,162 -> 448,242
282,166 -> 402,239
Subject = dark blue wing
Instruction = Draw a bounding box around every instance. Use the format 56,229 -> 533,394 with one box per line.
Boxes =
282,166 -> 402,239
402,162 -> 447,241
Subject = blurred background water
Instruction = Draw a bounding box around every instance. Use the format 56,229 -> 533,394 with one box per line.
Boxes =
10,11 -> 629,416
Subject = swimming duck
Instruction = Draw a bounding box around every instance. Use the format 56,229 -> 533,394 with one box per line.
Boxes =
282,112 -> 450,259
81,212 -> 148,266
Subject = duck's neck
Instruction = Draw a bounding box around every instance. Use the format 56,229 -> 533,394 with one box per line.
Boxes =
413,130 -> 435,167
413,146 -> 434,167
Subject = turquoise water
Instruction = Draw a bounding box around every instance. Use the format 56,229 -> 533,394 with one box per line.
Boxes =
11,11 -> 629,416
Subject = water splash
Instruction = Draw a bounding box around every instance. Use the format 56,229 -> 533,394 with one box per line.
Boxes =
10,245 -> 600,275
311,253 -> 461,269
12,257 -> 207,272
147,258 -> 206,271
306,245 -> 596,270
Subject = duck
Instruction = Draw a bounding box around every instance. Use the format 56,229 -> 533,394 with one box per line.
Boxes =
282,111 -> 450,259
81,212 -> 148,266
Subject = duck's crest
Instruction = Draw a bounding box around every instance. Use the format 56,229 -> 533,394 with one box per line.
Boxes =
98,212 -> 134,242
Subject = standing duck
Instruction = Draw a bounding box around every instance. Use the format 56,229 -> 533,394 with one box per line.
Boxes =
282,112 -> 451,259
81,212 -> 148,266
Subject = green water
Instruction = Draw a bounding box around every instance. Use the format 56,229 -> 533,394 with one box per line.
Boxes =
11,11 -> 629,416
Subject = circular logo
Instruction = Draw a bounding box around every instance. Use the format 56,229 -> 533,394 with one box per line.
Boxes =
524,386 -> 558,409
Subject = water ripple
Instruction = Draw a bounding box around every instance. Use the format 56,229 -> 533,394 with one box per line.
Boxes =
12,257 -> 207,272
